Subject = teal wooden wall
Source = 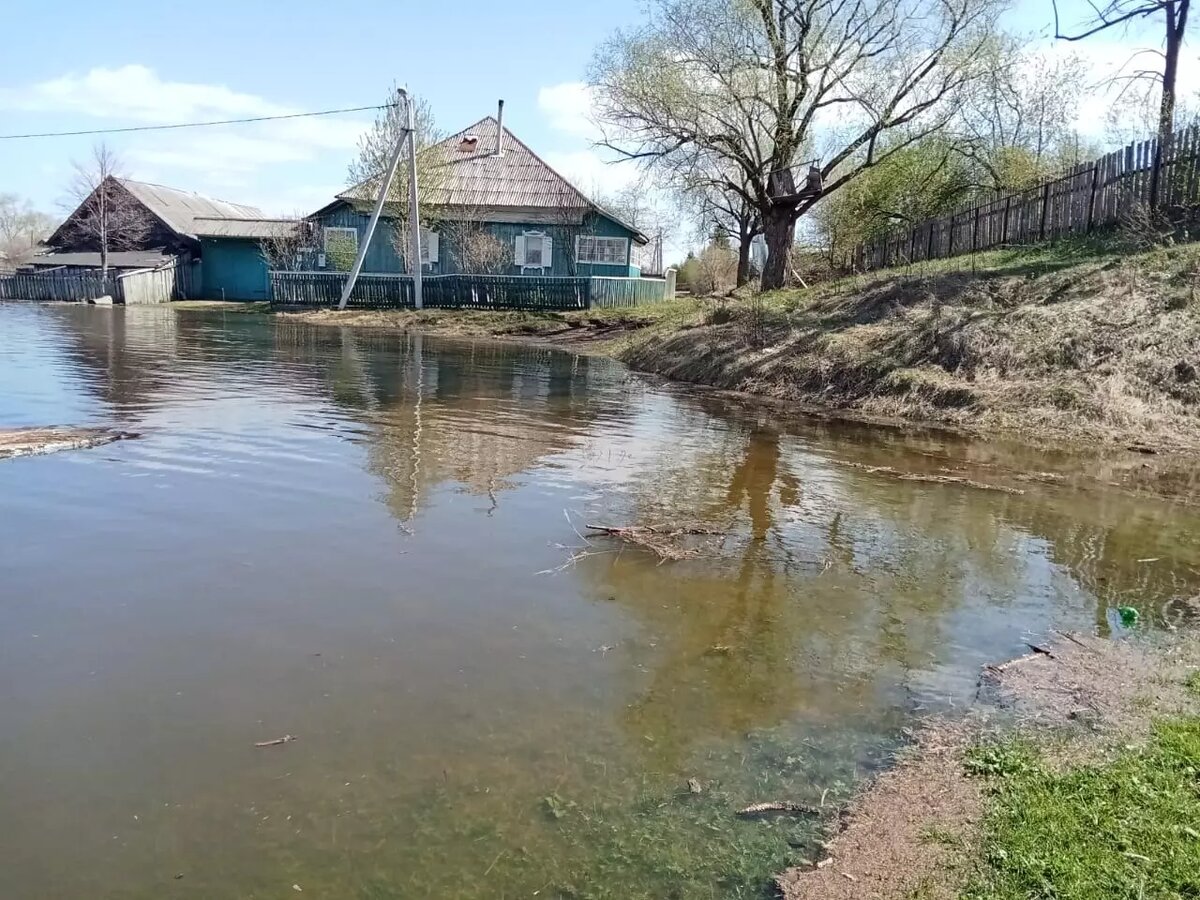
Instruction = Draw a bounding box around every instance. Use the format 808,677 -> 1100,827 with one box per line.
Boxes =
318,205 -> 406,273
200,238 -> 269,301
312,202 -> 640,277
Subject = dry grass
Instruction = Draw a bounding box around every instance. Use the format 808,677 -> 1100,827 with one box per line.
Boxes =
620,240 -> 1200,452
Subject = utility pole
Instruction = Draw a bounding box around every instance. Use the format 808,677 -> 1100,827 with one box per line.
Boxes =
338,89 -> 422,311
406,95 -> 423,310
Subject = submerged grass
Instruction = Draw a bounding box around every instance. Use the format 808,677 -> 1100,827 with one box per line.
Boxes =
965,716 -> 1200,900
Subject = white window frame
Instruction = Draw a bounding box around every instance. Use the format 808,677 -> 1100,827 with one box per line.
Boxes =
575,235 -> 628,266
323,226 -> 358,254
524,231 -> 546,268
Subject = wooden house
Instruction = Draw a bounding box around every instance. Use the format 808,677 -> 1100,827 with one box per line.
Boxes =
43,177 -> 263,270
309,112 -> 648,278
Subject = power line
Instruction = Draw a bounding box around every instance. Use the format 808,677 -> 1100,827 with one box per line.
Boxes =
0,102 -> 396,141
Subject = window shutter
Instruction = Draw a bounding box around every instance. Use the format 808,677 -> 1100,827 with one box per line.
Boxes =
514,234 -> 526,267
542,235 -> 553,270
423,230 -> 439,264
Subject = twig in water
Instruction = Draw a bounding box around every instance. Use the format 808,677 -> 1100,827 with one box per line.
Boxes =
254,735 -> 297,748
736,801 -> 822,818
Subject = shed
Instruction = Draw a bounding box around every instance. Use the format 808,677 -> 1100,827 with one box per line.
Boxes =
194,217 -> 299,301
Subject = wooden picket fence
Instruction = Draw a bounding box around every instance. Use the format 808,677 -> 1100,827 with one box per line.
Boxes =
851,124 -> 1200,272
0,270 -> 115,301
590,270 -> 676,307
270,271 -> 675,310
0,256 -> 196,303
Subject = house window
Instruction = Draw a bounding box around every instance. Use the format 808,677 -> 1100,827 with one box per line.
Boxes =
323,226 -> 358,271
575,235 -> 628,265
525,233 -> 544,267
516,232 -> 552,270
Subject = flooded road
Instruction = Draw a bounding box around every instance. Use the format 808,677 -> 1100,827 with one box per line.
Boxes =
2,303 -> 1198,899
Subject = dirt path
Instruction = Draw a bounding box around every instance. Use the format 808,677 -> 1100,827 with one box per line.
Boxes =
775,629 -> 1200,900
0,427 -> 134,459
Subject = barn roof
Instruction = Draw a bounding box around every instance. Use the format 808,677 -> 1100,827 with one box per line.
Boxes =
118,179 -> 263,238
339,117 -> 647,243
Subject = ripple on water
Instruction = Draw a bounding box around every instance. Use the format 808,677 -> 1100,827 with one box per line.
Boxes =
1,303 -> 1198,899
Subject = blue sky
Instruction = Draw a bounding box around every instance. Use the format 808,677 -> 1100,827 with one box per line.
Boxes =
0,0 -> 1186,232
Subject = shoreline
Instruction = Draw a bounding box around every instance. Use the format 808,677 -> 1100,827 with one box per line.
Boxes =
273,305 -> 1200,505
776,627 -> 1200,899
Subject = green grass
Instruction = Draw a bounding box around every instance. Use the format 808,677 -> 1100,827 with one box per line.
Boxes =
964,717 -> 1200,900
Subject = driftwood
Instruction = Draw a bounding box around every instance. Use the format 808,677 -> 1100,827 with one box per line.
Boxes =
984,645 -> 1055,676
584,522 -> 726,563
737,801 -> 822,819
0,427 -> 137,460
254,734 -> 297,748
842,462 -> 1024,495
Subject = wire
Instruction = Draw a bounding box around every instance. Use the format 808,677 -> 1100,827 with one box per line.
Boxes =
0,102 -> 396,141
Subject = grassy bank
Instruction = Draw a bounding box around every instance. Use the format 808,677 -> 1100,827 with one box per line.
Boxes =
777,630 -> 1200,900
964,717 -> 1200,899
622,238 -> 1200,452
279,237 -> 1200,453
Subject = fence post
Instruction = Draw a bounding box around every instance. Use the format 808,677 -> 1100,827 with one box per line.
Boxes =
947,212 -> 955,257
1086,163 -> 1100,232
1039,181 -> 1052,240
926,220 -> 936,261
971,205 -> 981,252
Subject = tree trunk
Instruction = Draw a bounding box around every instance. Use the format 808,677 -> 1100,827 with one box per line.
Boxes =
1152,0 -> 1189,208
761,207 -> 796,290
736,229 -> 752,287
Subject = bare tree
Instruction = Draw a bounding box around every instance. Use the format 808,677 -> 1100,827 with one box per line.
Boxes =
347,87 -> 446,242
0,193 -> 55,267
959,37 -> 1089,191
445,222 -> 512,274
1052,0 -> 1190,204
259,217 -> 317,272
592,0 -> 1007,289
63,143 -> 151,278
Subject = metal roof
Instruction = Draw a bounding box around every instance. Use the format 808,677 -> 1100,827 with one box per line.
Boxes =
193,217 -> 300,239
26,251 -> 175,269
117,179 -> 263,238
340,117 -> 648,243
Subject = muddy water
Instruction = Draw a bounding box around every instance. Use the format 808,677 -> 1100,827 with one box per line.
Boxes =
2,303 -> 1198,899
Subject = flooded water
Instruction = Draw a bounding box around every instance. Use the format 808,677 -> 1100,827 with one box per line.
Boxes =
2,303 -> 1199,899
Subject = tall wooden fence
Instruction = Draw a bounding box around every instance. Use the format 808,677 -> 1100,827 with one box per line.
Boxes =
118,258 -> 195,304
852,125 -> 1200,272
0,256 -> 195,303
590,270 -> 676,307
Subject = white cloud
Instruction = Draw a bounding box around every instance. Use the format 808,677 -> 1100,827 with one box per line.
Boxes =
0,64 -> 283,124
538,81 -> 602,140
0,64 -> 372,211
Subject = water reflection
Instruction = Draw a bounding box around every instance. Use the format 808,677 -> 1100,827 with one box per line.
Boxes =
2,304 -> 1199,899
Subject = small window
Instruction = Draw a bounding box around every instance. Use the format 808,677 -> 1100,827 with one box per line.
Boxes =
525,234 -> 544,267
575,235 -> 628,265
323,226 -> 358,271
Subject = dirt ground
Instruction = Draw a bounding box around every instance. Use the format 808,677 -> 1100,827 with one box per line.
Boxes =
0,427 -> 133,459
774,629 -> 1200,900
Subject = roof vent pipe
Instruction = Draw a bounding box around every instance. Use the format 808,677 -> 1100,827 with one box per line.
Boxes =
495,99 -> 505,157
